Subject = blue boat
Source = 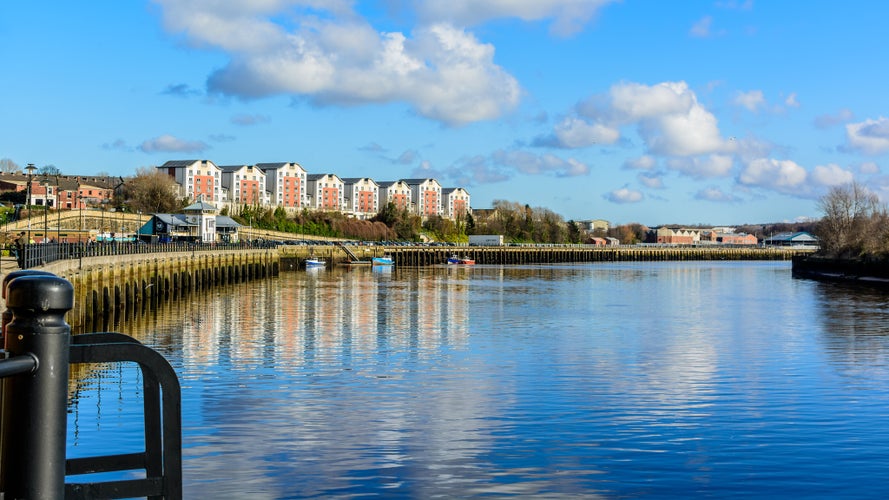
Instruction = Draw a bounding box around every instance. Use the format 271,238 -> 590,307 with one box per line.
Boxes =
372,256 -> 395,266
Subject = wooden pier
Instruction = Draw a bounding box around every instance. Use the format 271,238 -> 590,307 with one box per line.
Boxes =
385,245 -> 812,266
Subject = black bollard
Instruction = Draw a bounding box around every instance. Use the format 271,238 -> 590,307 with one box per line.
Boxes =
0,275 -> 74,499
1,270 -> 57,340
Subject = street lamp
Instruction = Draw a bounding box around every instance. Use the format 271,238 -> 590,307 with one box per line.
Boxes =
41,178 -> 51,243
25,163 -> 36,244
55,176 -> 61,242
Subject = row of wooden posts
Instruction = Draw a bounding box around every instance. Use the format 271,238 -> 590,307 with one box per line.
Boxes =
24,245 -> 812,329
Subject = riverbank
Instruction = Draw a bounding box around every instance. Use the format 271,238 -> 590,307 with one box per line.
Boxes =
792,255 -> 889,287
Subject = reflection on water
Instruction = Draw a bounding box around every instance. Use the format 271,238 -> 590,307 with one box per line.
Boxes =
67,262 -> 889,497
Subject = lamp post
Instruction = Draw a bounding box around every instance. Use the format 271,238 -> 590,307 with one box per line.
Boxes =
25,163 -> 36,244
55,176 -> 61,242
41,178 -> 50,243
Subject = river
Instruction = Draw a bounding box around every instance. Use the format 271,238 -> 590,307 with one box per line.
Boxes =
67,261 -> 889,498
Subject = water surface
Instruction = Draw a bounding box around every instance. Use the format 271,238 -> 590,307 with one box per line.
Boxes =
68,262 -> 889,497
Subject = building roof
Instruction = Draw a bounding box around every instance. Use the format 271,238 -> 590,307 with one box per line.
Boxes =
766,231 -> 819,242
184,200 -> 218,211
159,160 -> 201,168
401,178 -> 439,185
149,213 -> 241,230
306,173 -> 341,181
218,164 -> 255,172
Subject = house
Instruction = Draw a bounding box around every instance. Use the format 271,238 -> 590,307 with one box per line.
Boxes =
442,187 -> 471,219
717,233 -> 758,245
579,219 -> 610,233
652,226 -> 703,244
138,201 -> 241,243
341,178 -> 379,219
256,162 -> 307,211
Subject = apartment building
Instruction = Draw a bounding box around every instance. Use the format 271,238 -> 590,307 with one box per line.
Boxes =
159,160 -> 225,207
341,178 -> 379,219
442,187 -> 471,219
256,162 -> 307,211
403,179 -> 442,218
306,174 -> 344,210
378,181 -> 413,211
219,164 -> 268,208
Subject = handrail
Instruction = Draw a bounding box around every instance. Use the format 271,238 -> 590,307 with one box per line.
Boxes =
0,274 -> 182,499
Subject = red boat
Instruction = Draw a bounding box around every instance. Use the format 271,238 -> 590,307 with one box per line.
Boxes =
447,255 -> 475,265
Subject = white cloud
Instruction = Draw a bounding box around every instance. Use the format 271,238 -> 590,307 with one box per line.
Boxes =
553,117 -> 620,148
153,1 -> 521,126
623,155 -> 657,170
492,150 -> 590,177
733,90 -> 765,112
611,81 -> 727,156
605,186 -> 644,204
557,81 -> 728,156
859,161 -> 881,174
738,158 -> 808,194
784,92 -> 799,108
668,154 -> 734,179
811,163 -> 854,187
694,186 -> 740,203
690,16 -> 713,38
845,117 -> 889,155
139,134 -> 209,153
415,0 -> 619,37
638,172 -> 664,189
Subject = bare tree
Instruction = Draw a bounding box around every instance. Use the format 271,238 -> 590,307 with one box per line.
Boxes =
816,181 -> 889,258
39,164 -> 61,176
121,167 -> 186,214
0,158 -> 20,174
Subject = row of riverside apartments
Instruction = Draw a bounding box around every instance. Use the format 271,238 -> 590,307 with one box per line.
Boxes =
159,160 -> 472,220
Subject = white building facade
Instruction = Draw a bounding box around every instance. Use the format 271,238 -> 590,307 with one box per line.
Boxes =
158,160 -> 225,207
342,178 -> 380,219
306,173 -> 345,211
256,162 -> 308,211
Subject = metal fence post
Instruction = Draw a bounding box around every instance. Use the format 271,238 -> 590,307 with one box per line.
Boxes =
0,275 -> 74,499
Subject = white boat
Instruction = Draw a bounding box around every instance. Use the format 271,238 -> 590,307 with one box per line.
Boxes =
305,257 -> 326,269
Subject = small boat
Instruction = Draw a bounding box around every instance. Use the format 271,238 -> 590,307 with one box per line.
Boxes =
372,255 -> 395,266
447,254 -> 475,265
305,257 -> 326,268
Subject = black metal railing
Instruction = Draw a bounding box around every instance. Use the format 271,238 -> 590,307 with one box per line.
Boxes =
0,271 -> 182,499
12,240 -> 280,269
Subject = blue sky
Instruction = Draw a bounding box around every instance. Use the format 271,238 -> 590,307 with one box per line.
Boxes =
2,1 -> 888,226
